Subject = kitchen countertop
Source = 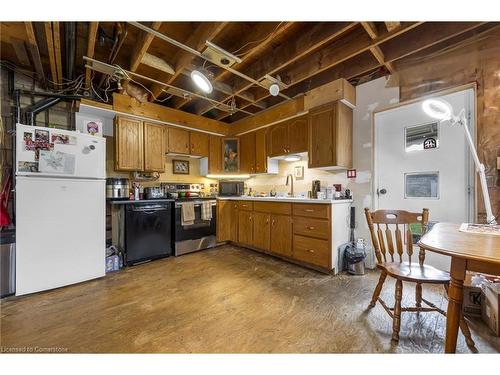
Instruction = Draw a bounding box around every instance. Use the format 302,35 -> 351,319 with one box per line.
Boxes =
107,199 -> 175,205
216,196 -> 353,204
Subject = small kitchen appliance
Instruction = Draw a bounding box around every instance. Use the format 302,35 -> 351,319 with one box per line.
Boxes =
106,178 -> 129,199
218,180 -> 244,196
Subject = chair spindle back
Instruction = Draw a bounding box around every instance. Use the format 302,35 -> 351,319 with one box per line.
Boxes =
364,208 -> 429,266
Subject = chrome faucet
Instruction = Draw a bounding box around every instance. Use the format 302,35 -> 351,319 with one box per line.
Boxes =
286,174 -> 294,197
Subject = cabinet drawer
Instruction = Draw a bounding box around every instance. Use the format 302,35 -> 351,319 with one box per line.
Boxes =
293,217 -> 330,240
293,203 -> 330,219
238,201 -> 253,211
293,235 -> 330,269
253,202 -> 292,215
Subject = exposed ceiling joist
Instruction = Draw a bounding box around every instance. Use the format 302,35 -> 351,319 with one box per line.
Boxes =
24,22 -> 45,81
10,38 -> 30,66
385,22 -> 401,32
141,52 -> 175,74
202,22 -> 358,119
361,22 -> 395,74
85,22 -> 99,88
52,22 -> 63,83
174,22 -> 295,111
44,22 -> 59,84
148,22 -> 229,101
219,22 -> 421,121
129,21 -> 162,72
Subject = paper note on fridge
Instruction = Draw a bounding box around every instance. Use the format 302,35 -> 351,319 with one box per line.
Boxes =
38,150 -> 76,175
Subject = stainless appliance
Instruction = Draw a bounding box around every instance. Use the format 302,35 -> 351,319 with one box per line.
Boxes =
106,178 -> 130,199
125,202 -> 173,265
219,180 -> 244,196
163,182 -> 217,255
0,230 -> 15,297
174,199 -> 217,255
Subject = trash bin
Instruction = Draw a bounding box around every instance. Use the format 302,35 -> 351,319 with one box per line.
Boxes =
0,230 -> 15,297
343,243 -> 366,275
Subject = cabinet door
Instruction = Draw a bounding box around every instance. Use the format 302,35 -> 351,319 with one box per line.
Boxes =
230,202 -> 239,242
335,102 -> 353,168
209,135 -> 222,173
270,215 -> 292,257
255,128 -> 267,174
288,116 -> 308,154
239,132 -> 256,174
308,104 -> 335,168
143,122 -> 165,172
168,127 -> 190,154
252,212 -> 270,251
238,210 -> 253,246
190,131 -> 209,157
268,122 -> 288,157
114,116 -> 143,171
216,200 -> 232,242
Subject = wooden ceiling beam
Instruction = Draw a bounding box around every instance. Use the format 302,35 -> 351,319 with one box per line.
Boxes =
24,22 -> 45,80
218,22 -> 421,121
44,22 -> 58,84
149,22 -> 229,101
361,21 -> 395,74
199,22 -> 358,118
85,22 -> 99,88
129,21 -> 162,72
174,22 -> 295,111
382,22 -> 488,63
385,22 -> 401,32
52,22 -> 63,83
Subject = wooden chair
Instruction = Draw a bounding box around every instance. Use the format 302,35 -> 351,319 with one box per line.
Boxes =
364,208 -> 476,350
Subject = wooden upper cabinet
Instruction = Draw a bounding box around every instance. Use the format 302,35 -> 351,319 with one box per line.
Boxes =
190,131 -> 209,157
308,103 -> 335,168
308,101 -> 352,169
143,122 -> 165,172
208,135 -> 222,173
287,116 -> 308,154
240,132 -> 256,174
270,215 -> 292,257
252,212 -> 270,251
254,128 -> 267,174
268,122 -> 288,157
114,116 -> 144,171
167,127 -> 190,154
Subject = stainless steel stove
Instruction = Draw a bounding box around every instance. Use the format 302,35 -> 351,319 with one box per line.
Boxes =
160,183 -> 217,256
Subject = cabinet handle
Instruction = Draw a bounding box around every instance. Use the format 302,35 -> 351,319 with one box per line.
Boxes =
307,249 -> 315,253
271,220 -> 275,226
266,219 -> 269,224
307,226 -> 315,230
305,209 -> 314,212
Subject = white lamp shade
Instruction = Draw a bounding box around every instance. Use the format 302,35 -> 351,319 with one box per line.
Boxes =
191,70 -> 213,94
422,99 -> 453,121
269,83 -> 280,96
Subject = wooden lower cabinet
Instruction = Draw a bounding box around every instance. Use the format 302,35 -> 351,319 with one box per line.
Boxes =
216,200 -> 232,242
270,215 -> 292,257
230,202 -> 239,242
252,212 -> 270,251
238,210 -> 253,246
293,235 -> 330,269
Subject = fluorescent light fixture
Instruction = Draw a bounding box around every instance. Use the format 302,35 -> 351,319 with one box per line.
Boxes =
191,70 -> 213,94
283,155 -> 301,162
269,83 -> 280,97
206,174 -> 250,179
422,99 -> 452,121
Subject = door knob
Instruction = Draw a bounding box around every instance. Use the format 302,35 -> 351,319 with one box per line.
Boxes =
378,188 -> 387,195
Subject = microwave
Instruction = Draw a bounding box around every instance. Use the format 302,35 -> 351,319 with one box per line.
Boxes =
219,181 -> 244,196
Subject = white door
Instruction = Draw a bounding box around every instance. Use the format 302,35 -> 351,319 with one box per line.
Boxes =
374,88 -> 474,271
16,177 -> 106,295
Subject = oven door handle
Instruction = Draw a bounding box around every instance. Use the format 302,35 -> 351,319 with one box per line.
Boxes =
132,208 -> 169,213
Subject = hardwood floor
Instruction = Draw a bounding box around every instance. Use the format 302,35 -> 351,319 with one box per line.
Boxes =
1,245 -> 499,353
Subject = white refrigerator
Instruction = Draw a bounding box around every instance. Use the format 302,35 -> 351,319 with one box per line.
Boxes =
15,123 -> 106,296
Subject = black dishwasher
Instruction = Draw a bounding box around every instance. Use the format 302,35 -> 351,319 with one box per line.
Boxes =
125,202 -> 173,265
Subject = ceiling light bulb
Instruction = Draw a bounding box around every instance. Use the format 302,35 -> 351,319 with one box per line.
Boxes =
422,99 -> 452,121
191,70 -> 213,94
283,155 -> 301,162
269,83 -> 280,97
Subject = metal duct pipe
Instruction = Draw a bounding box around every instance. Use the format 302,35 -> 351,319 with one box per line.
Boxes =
24,97 -> 62,126
65,22 -> 76,80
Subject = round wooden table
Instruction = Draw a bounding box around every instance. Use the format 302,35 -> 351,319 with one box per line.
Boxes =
418,222 -> 500,353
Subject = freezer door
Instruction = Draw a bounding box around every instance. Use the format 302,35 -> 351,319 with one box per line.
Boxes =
16,123 -> 106,179
15,177 -> 106,296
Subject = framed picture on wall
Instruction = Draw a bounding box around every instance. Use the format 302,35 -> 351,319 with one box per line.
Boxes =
172,159 -> 190,174
222,138 -> 239,172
